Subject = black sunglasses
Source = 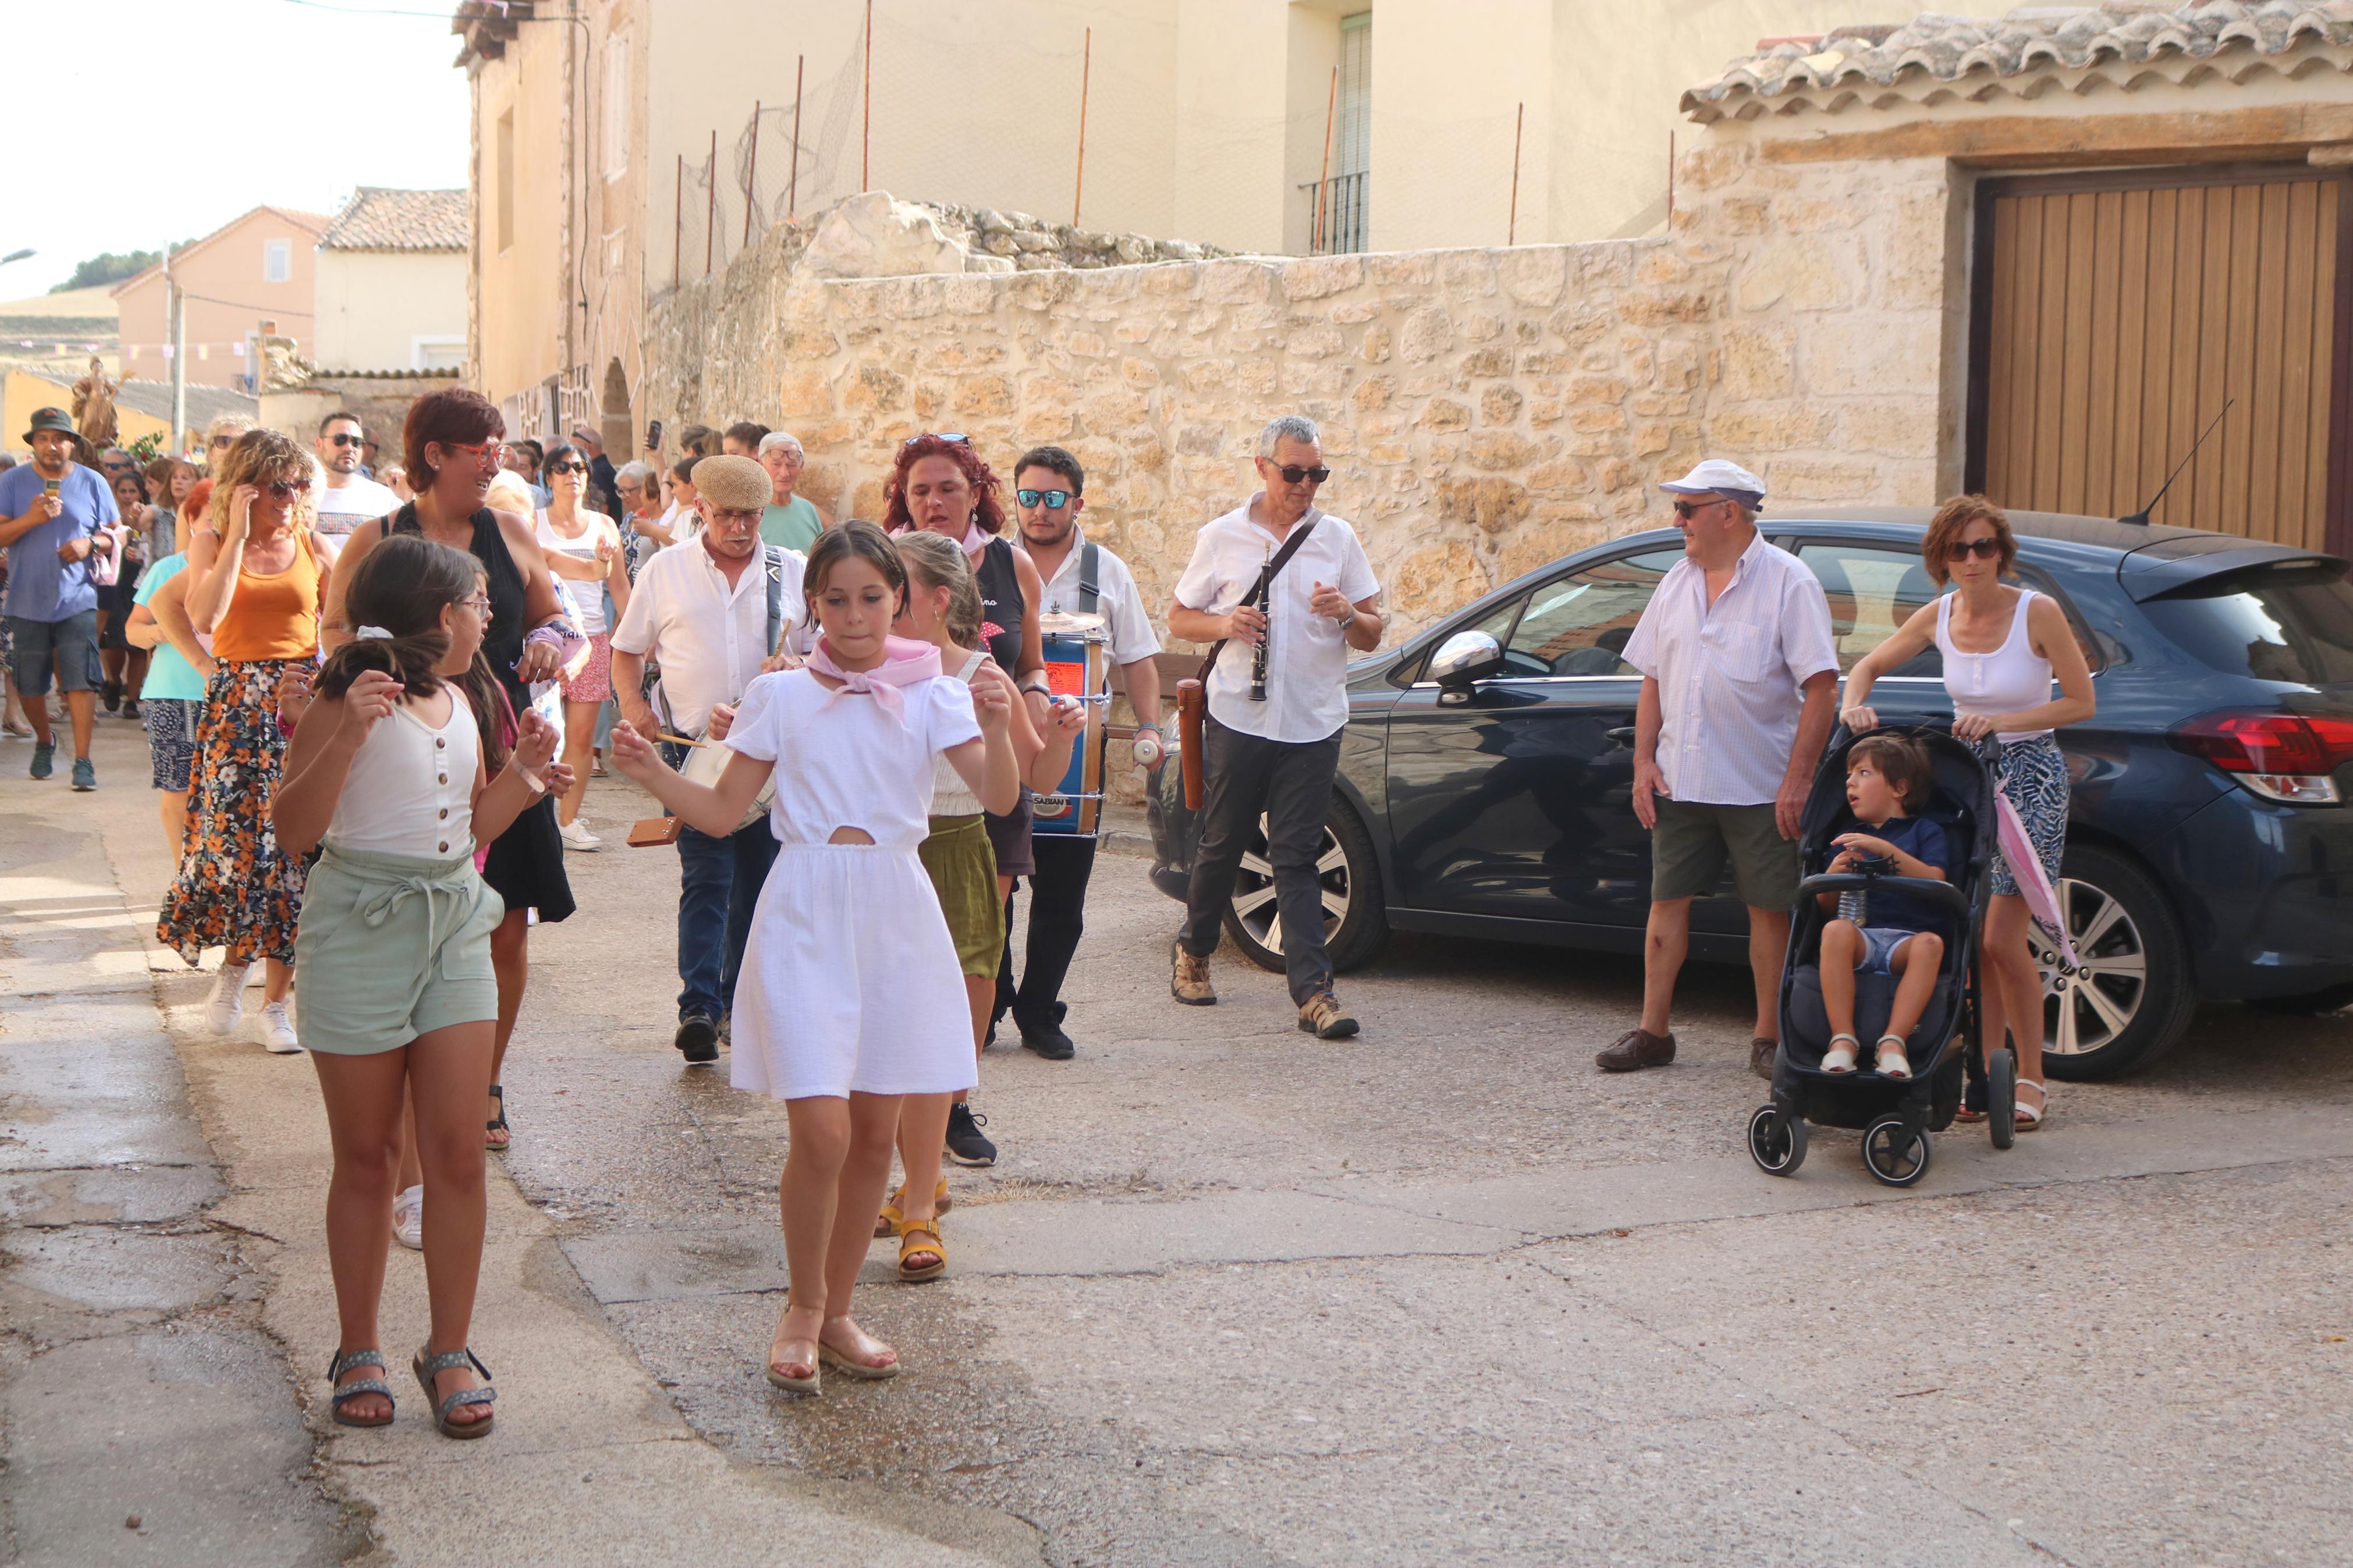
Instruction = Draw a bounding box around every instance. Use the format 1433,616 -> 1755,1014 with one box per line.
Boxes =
1266,463 -> 1330,484
1671,498 -> 1734,520
326,432 -> 364,448
547,461 -> 587,475
263,477 -> 313,500
1015,488 -> 1073,509
1945,536 -> 2004,562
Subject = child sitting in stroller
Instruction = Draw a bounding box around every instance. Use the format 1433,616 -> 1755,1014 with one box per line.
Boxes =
1817,734 -> 1954,1080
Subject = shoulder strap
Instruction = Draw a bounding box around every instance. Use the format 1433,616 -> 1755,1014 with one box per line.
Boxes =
1195,514 -> 1320,681
763,545 -> 786,656
1078,541 -> 1101,614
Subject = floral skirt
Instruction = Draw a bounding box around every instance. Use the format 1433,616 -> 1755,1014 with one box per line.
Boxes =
157,659 -> 307,967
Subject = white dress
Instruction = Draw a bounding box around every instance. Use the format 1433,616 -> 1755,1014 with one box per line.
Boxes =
719,666 -> 984,1099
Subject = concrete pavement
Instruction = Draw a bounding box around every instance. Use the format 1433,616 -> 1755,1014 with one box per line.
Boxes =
6,718 -> 2352,1566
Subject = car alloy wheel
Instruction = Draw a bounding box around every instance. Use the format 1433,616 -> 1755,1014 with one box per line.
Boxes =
2030,874 -> 2149,1061
1230,815 -> 1350,956
1223,802 -> 1388,975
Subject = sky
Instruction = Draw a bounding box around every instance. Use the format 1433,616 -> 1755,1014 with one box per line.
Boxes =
3,0 -> 471,298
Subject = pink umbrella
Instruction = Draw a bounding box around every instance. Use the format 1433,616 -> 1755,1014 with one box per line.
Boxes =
1994,790 -> 2081,970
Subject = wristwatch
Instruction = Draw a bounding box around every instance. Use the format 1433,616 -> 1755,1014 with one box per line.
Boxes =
1337,605 -> 1357,628
1018,674 -> 1052,696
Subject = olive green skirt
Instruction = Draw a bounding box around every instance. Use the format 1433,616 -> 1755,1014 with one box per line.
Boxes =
918,813 -> 1003,978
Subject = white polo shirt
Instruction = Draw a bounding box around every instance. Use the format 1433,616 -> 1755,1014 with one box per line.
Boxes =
1173,497 -> 1379,744
1621,529 -> 1839,806
609,536 -> 806,736
1023,529 -> 1163,668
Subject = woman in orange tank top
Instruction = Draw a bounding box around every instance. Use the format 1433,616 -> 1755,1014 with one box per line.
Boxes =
160,429 -> 332,1053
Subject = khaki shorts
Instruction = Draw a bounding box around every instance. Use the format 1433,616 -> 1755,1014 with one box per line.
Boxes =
1649,798 -> 1799,909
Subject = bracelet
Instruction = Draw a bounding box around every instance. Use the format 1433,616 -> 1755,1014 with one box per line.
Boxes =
1018,675 -> 1052,695
1338,606 -> 1357,628
1134,721 -> 1161,733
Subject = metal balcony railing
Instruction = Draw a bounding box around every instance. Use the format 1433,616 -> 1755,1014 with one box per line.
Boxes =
1299,170 -> 1368,255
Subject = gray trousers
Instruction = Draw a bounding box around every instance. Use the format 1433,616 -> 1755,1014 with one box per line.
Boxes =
1179,713 -> 1343,1005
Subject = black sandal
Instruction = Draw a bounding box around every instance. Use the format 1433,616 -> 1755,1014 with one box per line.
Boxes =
413,1346 -> 496,1438
328,1348 -> 395,1428
485,1083 -> 509,1152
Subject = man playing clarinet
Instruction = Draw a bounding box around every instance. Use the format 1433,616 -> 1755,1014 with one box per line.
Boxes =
1168,415 -> 1383,1039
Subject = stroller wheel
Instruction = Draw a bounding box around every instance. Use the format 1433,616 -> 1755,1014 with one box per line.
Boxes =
1988,1047 -> 2017,1151
1861,1115 -> 1932,1187
1748,1104 -> 1807,1177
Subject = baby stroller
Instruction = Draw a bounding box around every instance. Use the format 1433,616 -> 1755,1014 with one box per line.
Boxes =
1747,724 -> 2017,1187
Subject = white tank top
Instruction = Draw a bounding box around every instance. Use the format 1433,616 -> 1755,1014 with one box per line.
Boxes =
929,649 -> 989,816
1937,589 -> 2053,744
535,509 -> 609,635
324,684 -> 482,857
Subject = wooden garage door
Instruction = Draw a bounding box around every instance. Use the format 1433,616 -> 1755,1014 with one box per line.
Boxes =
1969,166 -> 2352,552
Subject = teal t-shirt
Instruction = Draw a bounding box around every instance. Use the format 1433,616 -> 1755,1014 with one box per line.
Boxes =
760,496 -> 822,553
133,554 -> 209,702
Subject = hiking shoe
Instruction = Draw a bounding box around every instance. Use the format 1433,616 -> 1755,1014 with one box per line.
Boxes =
70,756 -> 95,791
1297,991 -> 1359,1039
1596,1027 -> 1676,1072
1170,943 -> 1215,1005
392,1185 -> 424,1251
1019,1022 -> 1076,1061
676,1013 -> 719,1064
945,1103 -> 996,1167
718,1012 -> 731,1047
207,964 -> 250,1036
29,741 -> 54,780
260,1001 -> 303,1054
1751,1037 -> 1780,1080
559,816 -> 602,852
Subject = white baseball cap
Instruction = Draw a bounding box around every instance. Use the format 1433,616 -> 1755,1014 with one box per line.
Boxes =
1659,458 -> 1766,508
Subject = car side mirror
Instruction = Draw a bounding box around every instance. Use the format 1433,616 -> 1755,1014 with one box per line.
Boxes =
1429,630 -> 1503,705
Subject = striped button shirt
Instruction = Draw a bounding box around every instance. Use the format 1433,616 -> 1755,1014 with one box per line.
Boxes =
1622,531 -> 1839,806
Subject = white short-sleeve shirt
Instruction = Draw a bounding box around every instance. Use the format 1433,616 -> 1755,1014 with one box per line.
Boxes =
608,538 -> 805,736
1173,498 -> 1379,744
722,667 -> 981,850
1622,529 -> 1839,806
1025,530 -> 1163,669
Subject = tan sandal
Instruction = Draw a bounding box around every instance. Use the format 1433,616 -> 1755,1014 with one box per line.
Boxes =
874,1176 -> 950,1238
764,1300 -> 825,1395
817,1315 -> 900,1381
895,1219 -> 946,1282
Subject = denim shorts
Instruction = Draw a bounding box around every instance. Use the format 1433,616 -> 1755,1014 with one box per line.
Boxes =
1858,925 -> 1923,976
5,610 -> 101,697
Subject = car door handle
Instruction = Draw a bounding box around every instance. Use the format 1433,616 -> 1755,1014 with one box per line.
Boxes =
1605,727 -> 1637,746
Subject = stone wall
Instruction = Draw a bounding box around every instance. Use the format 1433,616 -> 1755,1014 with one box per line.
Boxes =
643,203 -> 1731,647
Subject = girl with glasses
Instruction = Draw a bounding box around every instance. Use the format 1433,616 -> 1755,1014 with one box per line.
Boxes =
162,428 -> 336,1055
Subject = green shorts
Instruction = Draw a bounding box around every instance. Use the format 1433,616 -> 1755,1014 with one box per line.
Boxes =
919,813 -> 1004,979
293,843 -> 504,1055
1649,798 -> 1800,909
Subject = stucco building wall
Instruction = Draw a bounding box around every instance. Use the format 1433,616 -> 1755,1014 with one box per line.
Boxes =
314,250 -> 468,373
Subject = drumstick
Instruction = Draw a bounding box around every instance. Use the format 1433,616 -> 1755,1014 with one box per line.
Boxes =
656,731 -> 704,748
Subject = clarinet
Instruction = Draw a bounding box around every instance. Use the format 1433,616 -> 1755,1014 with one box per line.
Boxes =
1248,575 -> 1272,702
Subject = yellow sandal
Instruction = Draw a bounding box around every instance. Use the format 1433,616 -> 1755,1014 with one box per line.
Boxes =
895,1219 -> 946,1282
874,1178 -> 951,1238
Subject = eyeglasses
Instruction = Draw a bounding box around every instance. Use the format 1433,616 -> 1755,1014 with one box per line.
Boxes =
707,507 -> 762,527
262,477 -> 313,500
439,440 -> 503,464
1266,463 -> 1330,484
1015,488 -> 1073,509
547,461 -> 587,475
326,433 -> 364,449
1671,498 -> 1732,520
457,594 -> 492,617
903,432 -> 969,447
1944,536 -> 2004,562
210,435 -> 236,450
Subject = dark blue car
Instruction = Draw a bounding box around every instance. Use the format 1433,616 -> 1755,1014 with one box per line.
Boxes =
1184,507 -> 2353,1080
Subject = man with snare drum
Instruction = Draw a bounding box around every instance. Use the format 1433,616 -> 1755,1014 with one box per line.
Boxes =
995,445 -> 1165,1059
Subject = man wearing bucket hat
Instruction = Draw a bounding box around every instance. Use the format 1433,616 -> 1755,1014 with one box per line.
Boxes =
1598,459 -> 1839,1080
0,408 -> 118,789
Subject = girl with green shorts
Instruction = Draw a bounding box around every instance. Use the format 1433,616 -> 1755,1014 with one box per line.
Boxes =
273,534 -> 566,1439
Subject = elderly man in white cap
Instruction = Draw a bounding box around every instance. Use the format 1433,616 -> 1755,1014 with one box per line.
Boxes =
1598,459 -> 1839,1080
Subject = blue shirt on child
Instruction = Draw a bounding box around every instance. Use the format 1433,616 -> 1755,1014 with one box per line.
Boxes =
1846,813 -> 1953,936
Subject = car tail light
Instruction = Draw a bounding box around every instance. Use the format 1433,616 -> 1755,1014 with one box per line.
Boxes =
2169,712 -> 2353,805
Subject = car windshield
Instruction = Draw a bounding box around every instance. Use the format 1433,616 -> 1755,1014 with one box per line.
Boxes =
2141,561 -> 2353,687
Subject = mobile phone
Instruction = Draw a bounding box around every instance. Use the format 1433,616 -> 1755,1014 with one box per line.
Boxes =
42,478 -> 59,496
644,419 -> 663,452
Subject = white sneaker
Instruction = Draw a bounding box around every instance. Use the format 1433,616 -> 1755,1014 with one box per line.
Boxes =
207,965 -> 249,1036
392,1184 -> 424,1250
260,1000 -> 302,1054
559,816 -> 602,852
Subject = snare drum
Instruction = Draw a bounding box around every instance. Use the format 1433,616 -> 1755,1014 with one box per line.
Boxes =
1034,612 -> 1110,837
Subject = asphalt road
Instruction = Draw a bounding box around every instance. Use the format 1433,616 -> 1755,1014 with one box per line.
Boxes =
6,723 -> 2351,1566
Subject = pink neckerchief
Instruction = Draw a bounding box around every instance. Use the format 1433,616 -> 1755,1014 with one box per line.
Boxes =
805,635 -> 942,727
961,520 -> 991,554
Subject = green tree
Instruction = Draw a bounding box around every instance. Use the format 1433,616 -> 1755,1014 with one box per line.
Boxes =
50,243 -> 197,293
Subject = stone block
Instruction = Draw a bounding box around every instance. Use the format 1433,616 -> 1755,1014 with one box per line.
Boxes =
1630,390 -> 1695,418
1017,404 -> 1075,442
1637,248 -> 1695,286
1656,333 -> 1703,392
1499,518 -> 1609,583
1287,323 -> 1345,360
1460,346 -> 1513,378
803,191 -> 967,278
1567,406 -> 1627,435
1480,386 -> 1523,426
1392,538 -> 1493,621
1677,142 -> 1751,192
1120,356 -> 1161,389
1067,330 -> 1108,358
1176,422 -> 1226,457
1777,197 -> 1865,234
1282,361 -> 1353,397
1733,237 -> 1854,314
1527,458 -> 1591,497
1465,430 -> 1540,471
1619,290 -> 1713,327
1546,301 -> 1616,351
1183,360 -> 1236,395
1439,251 -> 1499,301
1417,399 -> 1472,433
1500,247 -> 1568,308
1800,315 -> 1932,399
1141,265 -> 1198,297
1365,253 -> 1436,288
777,368 -> 833,417
1353,375 -> 1396,413
1713,196 -> 1773,236
950,374 -> 1016,419
1330,299 -> 1382,325
943,275 -> 999,315
1282,254 -> 1364,300
1359,323 -> 1393,364
1878,184 -> 1953,312
779,326 -> 842,361
1202,261 -> 1273,303
841,364 -> 908,411
1463,313 -> 1506,343
1237,359 -> 1279,397
1719,323 -> 1794,403
1596,458 -> 1644,493
1767,457 -> 1880,501
1566,374 -> 1630,406
1435,478 -> 1532,536
1841,397 -> 1938,458
1400,308 -> 1454,365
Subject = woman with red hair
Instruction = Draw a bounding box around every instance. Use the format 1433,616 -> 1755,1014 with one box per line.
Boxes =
884,435 -> 1050,1168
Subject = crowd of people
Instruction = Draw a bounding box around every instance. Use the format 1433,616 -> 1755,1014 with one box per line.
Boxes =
1,393 -> 2092,1425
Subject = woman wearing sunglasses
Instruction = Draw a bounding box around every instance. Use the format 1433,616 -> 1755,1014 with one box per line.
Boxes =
163,428 -> 339,1055
1836,495 -> 2095,1132
532,443 -> 631,849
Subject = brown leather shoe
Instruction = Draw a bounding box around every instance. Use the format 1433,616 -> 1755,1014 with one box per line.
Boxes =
1596,1027 -> 1675,1072
1751,1037 -> 1779,1080
1170,943 -> 1215,1005
1297,991 -> 1359,1039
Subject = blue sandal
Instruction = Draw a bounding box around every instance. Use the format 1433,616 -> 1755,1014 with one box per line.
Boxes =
412,1346 -> 496,1439
328,1348 -> 395,1428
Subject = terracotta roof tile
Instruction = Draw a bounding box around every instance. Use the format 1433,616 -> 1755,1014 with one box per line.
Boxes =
321,187 -> 469,252
1684,2 -> 2353,121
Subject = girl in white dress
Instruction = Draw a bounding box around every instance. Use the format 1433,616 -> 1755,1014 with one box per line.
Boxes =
611,522 -> 1018,1393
